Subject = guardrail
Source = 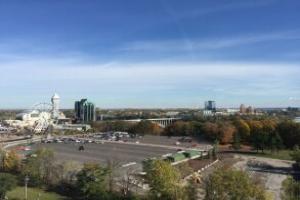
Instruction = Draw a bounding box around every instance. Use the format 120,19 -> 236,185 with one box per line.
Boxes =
2,136 -> 42,149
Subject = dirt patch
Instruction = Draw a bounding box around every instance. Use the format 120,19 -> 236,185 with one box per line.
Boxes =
233,155 -> 294,200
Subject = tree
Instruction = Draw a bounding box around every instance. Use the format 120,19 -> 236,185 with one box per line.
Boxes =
0,173 -> 17,200
91,121 -> 134,132
164,121 -> 192,136
290,149 -> 300,167
3,150 -> 20,173
76,163 -> 111,200
202,122 -> 219,141
23,148 -> 58,186
202,122 -> 235,144
204,168 -> 266,200
145,160 -> 187,200
130,121 -> 162,135
234,119 -> 250,141
218,122 -> 235,144
268,131 -> 283,153
212,140 -> 219,159
252,131 -> 269,153
0,148 -> 5,171
232,132 -> 241,150
281,176 -> 300,200
277,121 -> 300,148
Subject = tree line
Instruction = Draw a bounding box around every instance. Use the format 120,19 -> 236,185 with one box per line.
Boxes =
91,118 -> 300,152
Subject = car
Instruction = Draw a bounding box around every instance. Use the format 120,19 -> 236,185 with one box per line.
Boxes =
54,139 -> 63,143
78,145 -> 85,151
24,146 -> 31,151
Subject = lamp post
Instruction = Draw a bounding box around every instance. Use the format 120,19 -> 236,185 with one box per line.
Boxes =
24,175 -> 29,200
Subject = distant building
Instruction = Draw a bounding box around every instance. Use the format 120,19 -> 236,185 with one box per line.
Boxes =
75,99 -> 96,122
239,104 -> 261,115
204,101 -> 216,111
240,104 -> 247,114
51,93 -> 60,119
203,110 -> 214,117
247,106 -> 254,114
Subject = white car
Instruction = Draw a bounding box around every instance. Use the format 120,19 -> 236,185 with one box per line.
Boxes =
24,146 -> 31,151
55,139 -> 63,143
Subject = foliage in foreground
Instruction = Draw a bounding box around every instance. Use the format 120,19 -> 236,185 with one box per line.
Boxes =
281,176 -> 300,200
0,173 -> 17,200
204,168 -> 266,200
7,187 -> 67,200
144,160 -> 188,200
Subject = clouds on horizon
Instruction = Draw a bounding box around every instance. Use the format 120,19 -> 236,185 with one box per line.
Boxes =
0,58 -> 299,108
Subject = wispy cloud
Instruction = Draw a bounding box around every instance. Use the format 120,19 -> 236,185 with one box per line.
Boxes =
120,30 -> 300,52
161,0 -> 277,22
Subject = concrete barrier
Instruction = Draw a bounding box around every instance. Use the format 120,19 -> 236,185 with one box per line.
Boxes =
2,136 -> 42,150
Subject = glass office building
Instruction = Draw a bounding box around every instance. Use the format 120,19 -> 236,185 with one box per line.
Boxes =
204,100 -> 216,111
75,99 -> 96,122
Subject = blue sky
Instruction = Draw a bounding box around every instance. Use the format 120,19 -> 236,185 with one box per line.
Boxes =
0,0 -> 300,108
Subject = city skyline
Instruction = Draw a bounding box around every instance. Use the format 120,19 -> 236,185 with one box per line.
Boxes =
0,0 -> 300,108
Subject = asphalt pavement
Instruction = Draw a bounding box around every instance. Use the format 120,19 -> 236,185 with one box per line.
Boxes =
32,142 -> 176,165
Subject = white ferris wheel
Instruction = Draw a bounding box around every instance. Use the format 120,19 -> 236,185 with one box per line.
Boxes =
31,102 -> 53,134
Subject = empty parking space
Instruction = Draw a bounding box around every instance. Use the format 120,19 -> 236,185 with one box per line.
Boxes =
32,142 -> 176,165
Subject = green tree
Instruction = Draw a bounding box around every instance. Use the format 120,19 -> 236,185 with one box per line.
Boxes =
22,148 -> 58,186
204,168 -> 266,200
0,173 -> 17,200
212,140 -> 219,159
232,132 -> 241,150
76,163 -> 111,200
145,160 -> 187,200
290,149 -> 300,167
268,131 -> 283,153
277,121 -> 300,148
281,176 -> 300,200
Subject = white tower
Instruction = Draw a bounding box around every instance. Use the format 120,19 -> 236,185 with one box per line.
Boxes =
51,93 -> 60,119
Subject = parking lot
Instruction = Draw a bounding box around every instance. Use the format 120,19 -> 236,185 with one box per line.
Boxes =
32,141 -> 177,172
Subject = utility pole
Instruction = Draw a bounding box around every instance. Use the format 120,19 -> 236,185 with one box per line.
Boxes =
24,175 -> 29,200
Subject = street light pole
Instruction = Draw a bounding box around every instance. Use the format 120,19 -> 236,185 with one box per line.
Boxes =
24,175 -> 29,200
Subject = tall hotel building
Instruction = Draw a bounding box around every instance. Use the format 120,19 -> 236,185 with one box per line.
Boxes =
75,99 -> 96,122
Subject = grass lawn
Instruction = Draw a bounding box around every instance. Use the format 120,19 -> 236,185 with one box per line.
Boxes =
7,187 -> 68,200
242,150 -> 293,161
